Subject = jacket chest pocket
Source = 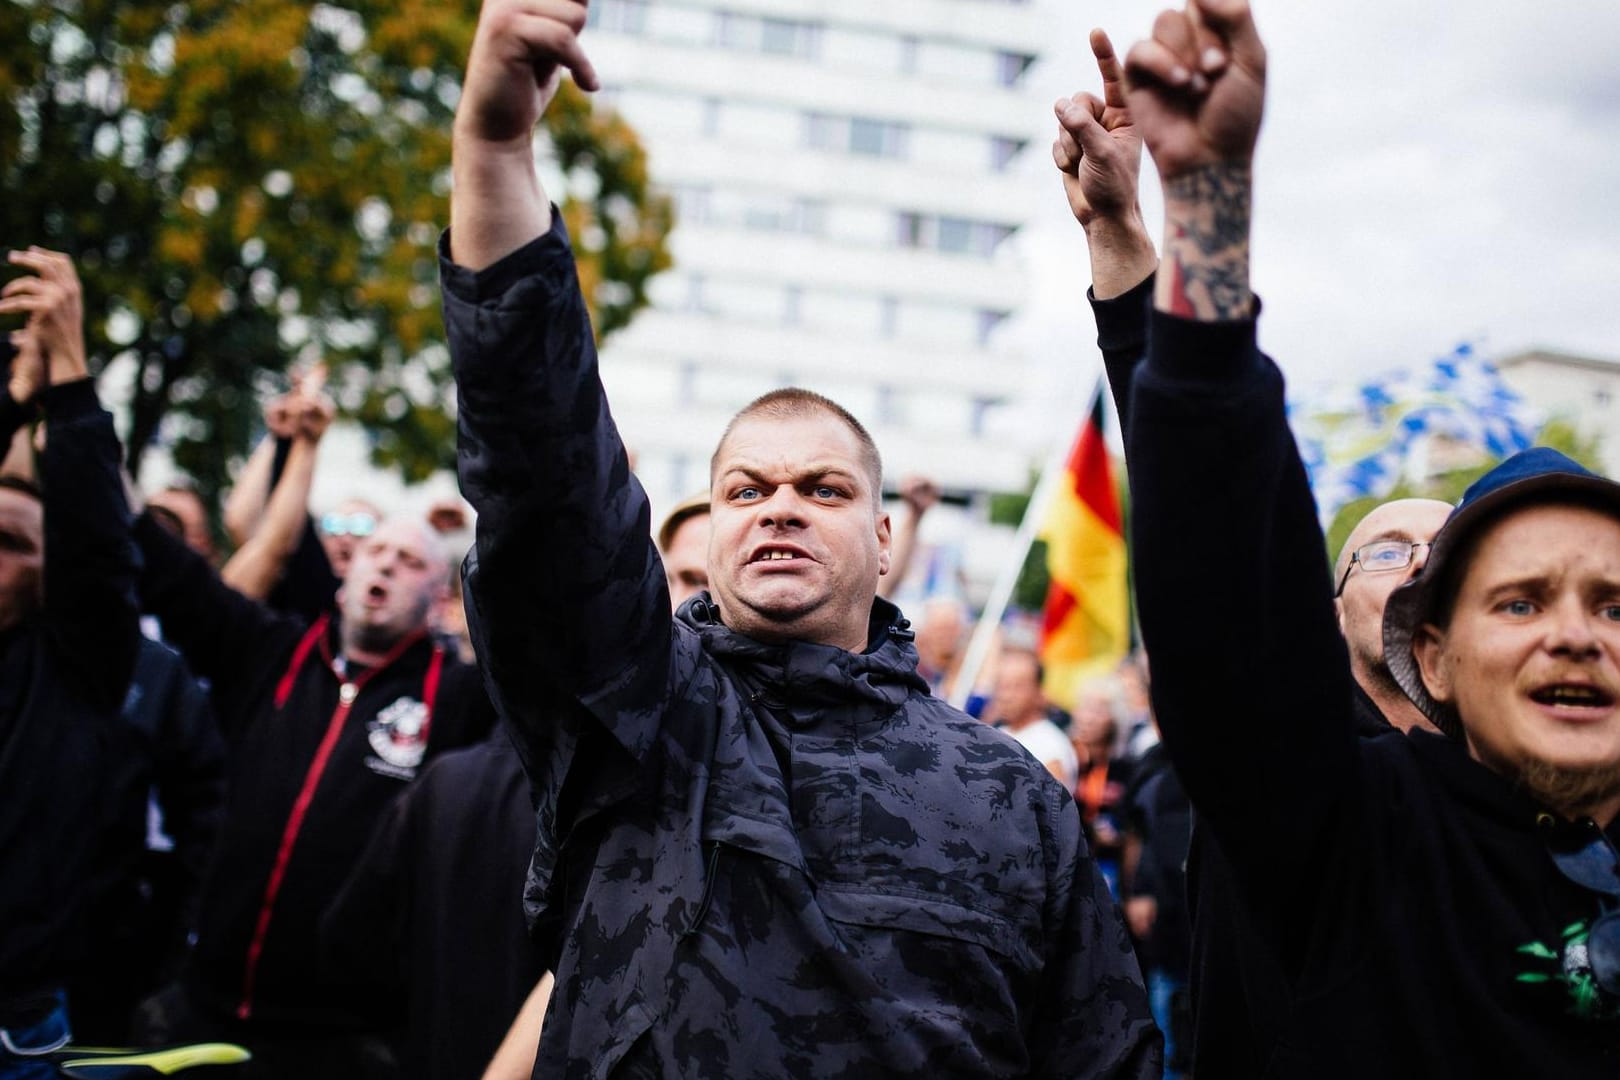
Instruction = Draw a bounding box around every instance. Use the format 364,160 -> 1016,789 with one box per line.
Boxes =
815,880 -> 1039,976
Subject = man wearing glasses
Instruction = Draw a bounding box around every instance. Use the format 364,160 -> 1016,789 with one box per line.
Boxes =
1331,500 -> 1452,734
1108,0 -> 1620,1074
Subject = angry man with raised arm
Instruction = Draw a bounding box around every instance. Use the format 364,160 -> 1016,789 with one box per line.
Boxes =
441,1 -> 1159,1075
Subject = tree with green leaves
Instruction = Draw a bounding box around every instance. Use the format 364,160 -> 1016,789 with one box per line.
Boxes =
1,0 -> 671,507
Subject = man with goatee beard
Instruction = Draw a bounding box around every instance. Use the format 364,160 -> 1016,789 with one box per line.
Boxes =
1107,0 -> 1620,1074
130,509 -> 494,1077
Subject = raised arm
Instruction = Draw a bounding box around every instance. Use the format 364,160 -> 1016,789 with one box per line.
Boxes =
1054,29 -> 1159,302
446,0 -> 670,779
1,248 -> 140,711
877,475 -> 937,600
450,0 -> 598,269
1055,28 -> 1160,429
221,387 -> 333,599
222,415 -> 289,546
1117,1 -> 1356,887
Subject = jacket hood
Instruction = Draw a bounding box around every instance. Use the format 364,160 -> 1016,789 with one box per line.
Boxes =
677,593 -> 927,717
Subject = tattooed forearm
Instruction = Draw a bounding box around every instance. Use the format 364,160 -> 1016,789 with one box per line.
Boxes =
1156,162 -> 1252,321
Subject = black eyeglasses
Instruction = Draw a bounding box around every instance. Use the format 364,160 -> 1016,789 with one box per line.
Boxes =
1542,817 -> 1620,998
1334,539 -> 1430,597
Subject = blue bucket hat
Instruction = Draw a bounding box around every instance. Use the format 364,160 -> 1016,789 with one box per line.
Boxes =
1383,448 -> 1620,735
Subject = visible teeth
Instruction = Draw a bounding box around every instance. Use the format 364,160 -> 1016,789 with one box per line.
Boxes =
760,551 -> 795,561
1539,686 -> 1608,706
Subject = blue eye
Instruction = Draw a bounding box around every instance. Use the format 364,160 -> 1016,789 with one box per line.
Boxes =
1501,599 -> 1535,616
735,487 -> 760,501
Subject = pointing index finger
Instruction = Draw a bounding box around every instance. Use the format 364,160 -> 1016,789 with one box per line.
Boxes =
1089,28 -> 1127,110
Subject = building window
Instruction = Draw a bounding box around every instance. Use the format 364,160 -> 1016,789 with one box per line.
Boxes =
990,136 -> 1023,172
587,0 -> 648,34
806,114 -> 908,159
976,309 -> 1007,347
970,396 -> 995,437
672,184 -> 712,226
678,360 -> 699,406
898,35 -> 920,74
849,117 -> 908,157
762,17 -> 819,57
879,295 -> 899,339
718,12 -> 820,58
995,51 -> 1033,88
782,286 -> 802,326
937,217 -> 974,254
894,213 -> 1014,257
686,274 -> 708,313
701,97 -> 721,137
877,383 -> 901,425
896,211 -> 923,248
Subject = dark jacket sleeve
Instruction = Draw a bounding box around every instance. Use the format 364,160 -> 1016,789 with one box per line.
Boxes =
261,516 -> 340,622
1089,273 -> 1155,432
0,388 -> 32,445
133,508 -> 302,735
37,379 -> 141,713
443,215 -> 671,795
1125,311 -> 1359,926
1028,785 -> 1162,1078
140,640 -> 226,973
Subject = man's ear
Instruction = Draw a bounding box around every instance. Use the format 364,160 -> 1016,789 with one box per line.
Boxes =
1334,597 -> 1346,636
876,511 -> 892,576
1412,623 -> 1453,705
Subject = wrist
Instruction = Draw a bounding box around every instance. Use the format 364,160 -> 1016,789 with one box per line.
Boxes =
1155,161 -> 1253,321
1081,203 -> 1148,243
1085,208 -> 1159,301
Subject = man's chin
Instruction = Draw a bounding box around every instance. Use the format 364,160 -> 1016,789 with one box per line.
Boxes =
1517,754 -> 1620,821
715,590 -> 820,638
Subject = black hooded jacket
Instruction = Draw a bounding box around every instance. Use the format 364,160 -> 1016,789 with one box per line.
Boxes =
133,515 -> 495,1029
0,381 -> 139,1021
445,214 -> 1160,1078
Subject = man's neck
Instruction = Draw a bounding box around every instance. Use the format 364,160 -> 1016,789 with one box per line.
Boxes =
339,628 -> 416,673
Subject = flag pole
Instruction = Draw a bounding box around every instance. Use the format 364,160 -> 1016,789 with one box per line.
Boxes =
946,373 -> 1100,710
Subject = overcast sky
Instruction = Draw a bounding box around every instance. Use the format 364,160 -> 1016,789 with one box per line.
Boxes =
1004,0 -> 1620,440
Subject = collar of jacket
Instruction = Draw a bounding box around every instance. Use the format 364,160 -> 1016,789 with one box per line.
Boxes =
679,594 -> 926,717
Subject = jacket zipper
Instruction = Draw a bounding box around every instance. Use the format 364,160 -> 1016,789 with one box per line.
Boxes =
236,628 -> 440,1020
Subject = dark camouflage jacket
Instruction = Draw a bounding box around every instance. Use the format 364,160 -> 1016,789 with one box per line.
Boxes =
443,215 -> 1159,1079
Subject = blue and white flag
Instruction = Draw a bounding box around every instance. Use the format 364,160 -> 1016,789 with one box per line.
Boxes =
1289,343 -> 1540,527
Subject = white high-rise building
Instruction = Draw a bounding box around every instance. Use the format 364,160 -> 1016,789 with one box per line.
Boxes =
579,0 -> 1053,528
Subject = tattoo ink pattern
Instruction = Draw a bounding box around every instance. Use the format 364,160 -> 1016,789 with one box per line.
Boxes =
1160,162 -> 1253,321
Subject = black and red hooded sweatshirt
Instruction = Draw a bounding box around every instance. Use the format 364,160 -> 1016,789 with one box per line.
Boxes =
133,514 -> 495,1032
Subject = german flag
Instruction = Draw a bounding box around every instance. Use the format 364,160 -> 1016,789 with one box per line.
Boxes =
1039,384 -> 1128,710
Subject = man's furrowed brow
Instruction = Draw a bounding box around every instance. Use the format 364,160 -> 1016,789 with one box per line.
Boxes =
720,463 -> 861,486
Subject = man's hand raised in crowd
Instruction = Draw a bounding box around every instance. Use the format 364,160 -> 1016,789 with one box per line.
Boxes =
256,366 -> 329,445
1054,29 -> 1158,299
451,0 -> 598,270
1123,0 -> 1266,321
2,247 -> 89,401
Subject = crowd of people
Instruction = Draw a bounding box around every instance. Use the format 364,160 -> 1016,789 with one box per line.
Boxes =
5,0 -> 1620,1077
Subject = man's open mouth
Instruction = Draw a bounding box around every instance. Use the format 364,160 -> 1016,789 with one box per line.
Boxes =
751,548 -> 804,563
1530,684 -> 1616,709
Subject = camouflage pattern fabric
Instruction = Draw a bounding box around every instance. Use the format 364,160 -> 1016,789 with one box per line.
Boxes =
443,216 -> 1160,1078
